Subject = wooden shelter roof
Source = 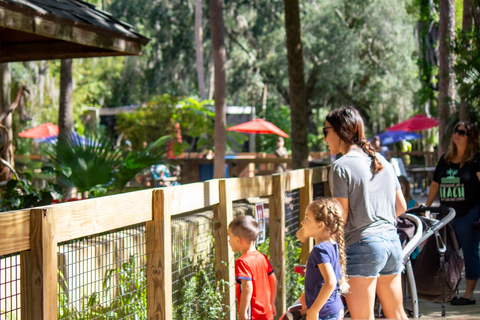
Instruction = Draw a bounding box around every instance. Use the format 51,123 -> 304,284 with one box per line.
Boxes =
0,0 -> 150,63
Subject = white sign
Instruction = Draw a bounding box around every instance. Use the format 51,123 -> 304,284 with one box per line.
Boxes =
255,203 -> 265,244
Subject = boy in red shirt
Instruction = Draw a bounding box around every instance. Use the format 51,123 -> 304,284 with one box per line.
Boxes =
228,215 -> 277,320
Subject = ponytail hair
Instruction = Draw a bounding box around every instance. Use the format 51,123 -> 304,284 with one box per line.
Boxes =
326,106 -> 383,174
307,197 -> 350,294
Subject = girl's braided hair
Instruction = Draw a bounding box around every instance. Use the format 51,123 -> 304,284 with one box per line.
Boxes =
326,106 -> 383,175
307,197 -> 349,294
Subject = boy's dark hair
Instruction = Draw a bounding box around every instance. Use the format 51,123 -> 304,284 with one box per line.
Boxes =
228,215 -> 259,242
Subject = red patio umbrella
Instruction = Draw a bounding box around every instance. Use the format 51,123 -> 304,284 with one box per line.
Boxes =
18,123 -> 59,138
386,115 -> 439,132
227,118 -> 289,138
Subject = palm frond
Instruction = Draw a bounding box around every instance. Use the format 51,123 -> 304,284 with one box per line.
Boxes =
44,133 -> 122,193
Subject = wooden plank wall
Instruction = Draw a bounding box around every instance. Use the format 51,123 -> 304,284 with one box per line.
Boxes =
0,166 -> 330,320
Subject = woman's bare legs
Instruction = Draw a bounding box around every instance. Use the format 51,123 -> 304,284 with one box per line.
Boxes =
376,273 -> 408,320
344,277 -> 377,320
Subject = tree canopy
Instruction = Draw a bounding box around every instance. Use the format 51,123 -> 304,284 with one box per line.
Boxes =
8,0 -> 463,156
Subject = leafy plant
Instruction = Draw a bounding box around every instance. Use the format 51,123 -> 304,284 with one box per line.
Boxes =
58,255 -> 147,320
454,27 -> 480,127
43,133 -> 171,195
0,169 -> 62,212
175,260 -> 228,320
116,94 -> 215,153
43,134 -> 121,194
112,135 -> 171,190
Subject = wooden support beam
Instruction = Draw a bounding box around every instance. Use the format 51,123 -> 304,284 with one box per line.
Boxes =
214,179 -> 236,320
324,166 -> 332,197
299,169 -> 314,265
270,174 -> 286,319
29,208 -> 57,320
146,189 -> 172,319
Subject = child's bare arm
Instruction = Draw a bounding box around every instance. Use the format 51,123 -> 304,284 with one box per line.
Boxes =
269,273 -> 278,316
306,263 -> 336,320
239,279 -> 253,320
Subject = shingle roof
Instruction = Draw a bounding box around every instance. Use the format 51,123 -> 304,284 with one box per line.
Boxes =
0,0 -> 148,42
2,0 -> 148,43
0,0 -> 149,62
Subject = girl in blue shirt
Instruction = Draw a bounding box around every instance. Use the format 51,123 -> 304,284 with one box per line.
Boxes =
300,198 -> 349,320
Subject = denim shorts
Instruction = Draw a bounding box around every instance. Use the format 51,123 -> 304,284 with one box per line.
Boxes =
346,229 -> 403,278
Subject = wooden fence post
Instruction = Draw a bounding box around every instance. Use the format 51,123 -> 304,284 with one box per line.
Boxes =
324,166 -> 332,197
29,208 -> 57,320
146,189 -> 172,320
299,169 -> 314,264
270,174 -> 286,318
20,251 -> 31,320
214,179 -> 235,320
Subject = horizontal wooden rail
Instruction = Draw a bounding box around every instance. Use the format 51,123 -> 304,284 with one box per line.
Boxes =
284,169 -> 307,191
0,209 -> 30,255
166,180 -> 220,215
229,175 -> 274,201
312,165 -> 330,185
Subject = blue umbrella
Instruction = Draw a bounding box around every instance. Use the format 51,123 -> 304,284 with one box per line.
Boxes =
377,130 -> 422,145
34,132 -> 97,146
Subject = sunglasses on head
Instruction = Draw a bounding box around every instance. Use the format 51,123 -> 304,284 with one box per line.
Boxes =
454,127 -> 468,137
323,127 -> 333,137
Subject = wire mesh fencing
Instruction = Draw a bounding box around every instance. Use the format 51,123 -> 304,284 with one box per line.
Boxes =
171,209 -> 225,320
57,223 -> 147,319
285,189 -> 303,307
313,182 -> 326,200
0,253 -> 21,319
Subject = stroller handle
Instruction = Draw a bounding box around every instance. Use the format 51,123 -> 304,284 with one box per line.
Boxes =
405,205 -> 456,246
405,205 -> 456,226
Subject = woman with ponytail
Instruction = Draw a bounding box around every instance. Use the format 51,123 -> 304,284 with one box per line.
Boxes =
322,106 -> 407,319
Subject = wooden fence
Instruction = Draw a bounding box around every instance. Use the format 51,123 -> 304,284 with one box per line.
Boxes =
0,166 -> 331,320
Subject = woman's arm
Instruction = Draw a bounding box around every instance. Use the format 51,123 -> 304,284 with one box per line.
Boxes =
426,181 -> 439,207
334,197 -> 349,223
395,189 -> 407,217
238,280 -> 253,320
306,263 -> 337,320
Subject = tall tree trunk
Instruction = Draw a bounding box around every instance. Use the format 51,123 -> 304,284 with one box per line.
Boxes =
195,0 -> 206,100
460,0 -> 472,121
284,0 -> 308,169
0,63 -> 13,182
59,59 -> 73,138
59,59 -> 74,198
210,0 -> 226,179
38,61 -> 48,112
438,0 -> 456,156
472,0 -> 480,42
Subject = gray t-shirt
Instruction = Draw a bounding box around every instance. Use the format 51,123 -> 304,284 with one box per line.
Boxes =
330,150 -> 400,247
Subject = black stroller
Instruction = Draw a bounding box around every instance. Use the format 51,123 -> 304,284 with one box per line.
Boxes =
397,205 -> 464,318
